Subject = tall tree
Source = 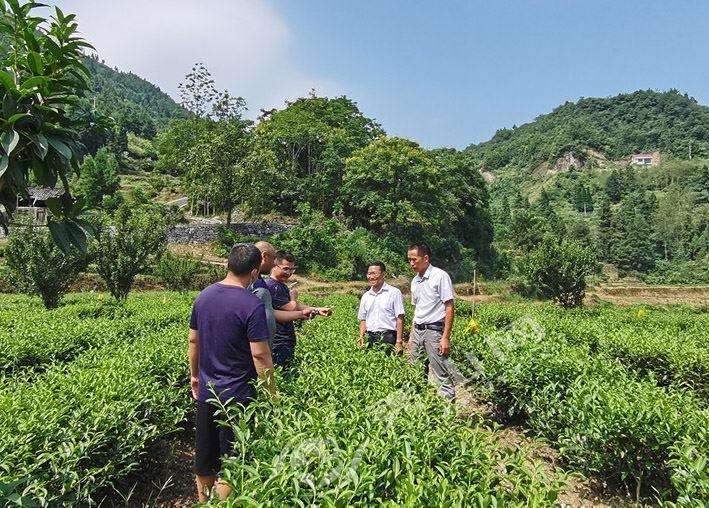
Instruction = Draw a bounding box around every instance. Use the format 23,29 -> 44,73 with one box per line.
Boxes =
74,148 -> 120,207
157,64 -> 255,223
0,1 -> 99,251
605,169 -> 622,203
595,195 -> 614,262
611,192 -> 656,273
255,93 -> 384,214
339,137 -> 445,243
655,185 -> 694,260
433,149 -> 495,271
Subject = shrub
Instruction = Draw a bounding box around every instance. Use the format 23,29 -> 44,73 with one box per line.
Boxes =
93,205 -> 167,300
4,224 -> 87,308
642,258 -> 709,285
153,252 -> 202,291
275,204 -> 408,280
214,226 -> 260,257
517,236 -> 598,308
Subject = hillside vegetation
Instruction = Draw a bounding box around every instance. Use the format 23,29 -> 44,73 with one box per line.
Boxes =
467,90 -> 709,172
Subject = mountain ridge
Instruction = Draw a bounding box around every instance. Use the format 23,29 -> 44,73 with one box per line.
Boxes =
464,90 -> 709,173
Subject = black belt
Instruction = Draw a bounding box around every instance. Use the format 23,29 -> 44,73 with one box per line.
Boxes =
414,321 -> 444,331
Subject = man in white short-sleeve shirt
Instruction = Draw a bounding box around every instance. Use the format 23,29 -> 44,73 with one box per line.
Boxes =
357,261 -> 405,354
407,242 -> 456,402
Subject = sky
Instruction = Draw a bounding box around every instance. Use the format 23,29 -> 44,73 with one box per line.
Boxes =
55,0 -> 709,149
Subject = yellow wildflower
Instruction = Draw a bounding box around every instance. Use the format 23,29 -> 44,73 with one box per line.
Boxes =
465,317 -> 480,335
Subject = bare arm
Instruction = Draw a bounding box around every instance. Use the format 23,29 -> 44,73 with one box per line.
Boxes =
188,328 -> 199,400
280,300 -> 299,311
358,320 -> 366,347
439,300 -> 454,356
396,315 -> 404,353
274,308 -> 309,323
250,340 -> 276,396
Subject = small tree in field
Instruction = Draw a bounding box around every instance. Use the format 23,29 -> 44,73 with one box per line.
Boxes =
5,224 -> 87,308
520,235 -> 598,308
93,204 -> 167,300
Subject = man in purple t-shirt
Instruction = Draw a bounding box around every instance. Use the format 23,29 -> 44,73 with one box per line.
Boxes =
188,243 -> 274,502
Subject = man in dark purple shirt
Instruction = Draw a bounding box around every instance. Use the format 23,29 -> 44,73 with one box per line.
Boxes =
188,243 -> 273,502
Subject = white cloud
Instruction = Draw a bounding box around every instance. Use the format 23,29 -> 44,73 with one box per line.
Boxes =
54,0 -> 346,116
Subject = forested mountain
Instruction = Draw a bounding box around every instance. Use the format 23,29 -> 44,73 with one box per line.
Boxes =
466,90 -> 709,172
82,55 -> 185,139
476,91 -> 709,284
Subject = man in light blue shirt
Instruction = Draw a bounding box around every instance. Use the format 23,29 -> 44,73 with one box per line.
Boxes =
357,261 -> 405,354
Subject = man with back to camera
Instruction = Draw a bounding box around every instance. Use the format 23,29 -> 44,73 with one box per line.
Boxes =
188,243 -> 275,502
357,261 -> 405,355
407,242 -> 456,402
253,241 -> 316,350
266,250 -> 332,368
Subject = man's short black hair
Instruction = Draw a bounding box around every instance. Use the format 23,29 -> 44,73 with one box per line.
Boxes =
228,243 -> 262,276
274,250 -> 296,264
408,242 -> 432,258
368,261 -> 386,273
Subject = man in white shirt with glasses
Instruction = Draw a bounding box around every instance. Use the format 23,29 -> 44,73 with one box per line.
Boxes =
357,261 -> 405,355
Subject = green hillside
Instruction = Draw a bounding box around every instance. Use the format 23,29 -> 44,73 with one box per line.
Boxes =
466,90 -> 709,171
468,90 -> 709,284
83,55 -> 185,139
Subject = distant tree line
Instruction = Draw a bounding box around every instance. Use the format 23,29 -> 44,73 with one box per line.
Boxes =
490,161 -> 709,284
155,64 -> 494,280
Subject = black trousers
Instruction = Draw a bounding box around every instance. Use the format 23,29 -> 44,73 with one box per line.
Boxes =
367,330 -> 397,354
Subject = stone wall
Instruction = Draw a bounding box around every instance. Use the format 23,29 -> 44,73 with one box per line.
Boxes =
1,222 -> 292,244
167,222 -> 292,244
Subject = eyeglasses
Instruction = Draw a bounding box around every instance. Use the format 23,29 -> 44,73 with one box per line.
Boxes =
276,264 -> 297,273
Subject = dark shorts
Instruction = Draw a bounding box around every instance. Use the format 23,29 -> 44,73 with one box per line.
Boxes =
272,343 -> 296,369
194,400 -> 243,477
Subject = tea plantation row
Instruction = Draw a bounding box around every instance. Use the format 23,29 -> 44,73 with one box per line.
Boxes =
1,293 -> 707,505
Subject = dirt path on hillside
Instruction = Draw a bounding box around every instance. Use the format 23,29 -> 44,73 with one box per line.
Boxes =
587,284 -> 709,307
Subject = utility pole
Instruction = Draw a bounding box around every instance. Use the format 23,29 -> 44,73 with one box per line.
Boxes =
689,140 -> 692,160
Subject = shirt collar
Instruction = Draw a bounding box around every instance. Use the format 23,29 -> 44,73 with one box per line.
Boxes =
415,265 -> 433,282
369,281 -> 390,295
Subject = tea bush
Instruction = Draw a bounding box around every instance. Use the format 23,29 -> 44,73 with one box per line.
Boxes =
217,295 -> 565,506
451,303 -> 709,502
2,293 -> 706,505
